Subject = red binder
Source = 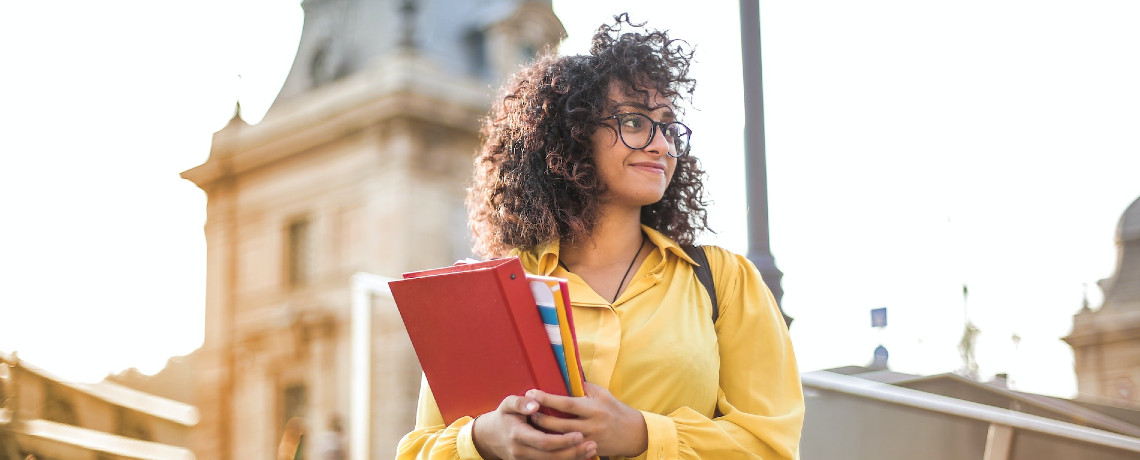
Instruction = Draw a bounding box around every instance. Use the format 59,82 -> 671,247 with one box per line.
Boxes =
388,257 -> 570,425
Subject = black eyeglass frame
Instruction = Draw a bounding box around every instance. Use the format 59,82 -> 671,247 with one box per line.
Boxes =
600,113 -> 692,158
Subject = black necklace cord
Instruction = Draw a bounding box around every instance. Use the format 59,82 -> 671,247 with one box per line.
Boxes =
612,232 -> 647,303
556,232 -> 649,303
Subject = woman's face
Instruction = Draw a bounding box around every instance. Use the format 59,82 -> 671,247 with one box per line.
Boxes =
590,82 -> 679,209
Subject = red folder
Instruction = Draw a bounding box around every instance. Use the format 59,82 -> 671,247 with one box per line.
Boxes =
388,257 -> 570,425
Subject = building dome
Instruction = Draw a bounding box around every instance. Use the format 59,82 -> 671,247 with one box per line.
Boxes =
1101,194 -> 1140,310
1120,195 -> 1140,243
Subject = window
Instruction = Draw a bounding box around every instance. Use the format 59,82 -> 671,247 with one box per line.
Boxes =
466,30 -> 487,77
114,406 -> 152,441
279,383 -> 308,460
43,383 -> 78,425
282,383 -> 308,426
521,43 -> 537,62
288,219 -> 314,287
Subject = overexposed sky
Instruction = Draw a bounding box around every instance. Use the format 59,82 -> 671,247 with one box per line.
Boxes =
2,1 -> 1138,399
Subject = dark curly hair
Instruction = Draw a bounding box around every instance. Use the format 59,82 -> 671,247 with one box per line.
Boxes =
467,14 -> 710,258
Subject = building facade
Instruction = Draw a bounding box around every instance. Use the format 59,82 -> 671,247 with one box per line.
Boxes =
181,1 -> 563,458
1065,196 -> 1140,408
0,352 -> 196,460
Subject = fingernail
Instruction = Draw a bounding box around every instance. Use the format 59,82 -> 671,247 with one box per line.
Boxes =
525,401 -> 539,412
526,389 -> 537,398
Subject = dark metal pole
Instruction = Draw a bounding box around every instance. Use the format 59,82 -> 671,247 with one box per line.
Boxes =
740,0 -> 791,326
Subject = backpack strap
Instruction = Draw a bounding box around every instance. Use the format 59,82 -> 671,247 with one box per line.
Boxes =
682,245 -> 719,323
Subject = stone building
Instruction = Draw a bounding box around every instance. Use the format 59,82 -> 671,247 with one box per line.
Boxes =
0,351 -> 197,459
180,1 -> 563,458
1066,196 -> 1140,407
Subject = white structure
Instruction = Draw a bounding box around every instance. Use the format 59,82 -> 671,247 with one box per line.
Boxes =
802,366 -> 1140,460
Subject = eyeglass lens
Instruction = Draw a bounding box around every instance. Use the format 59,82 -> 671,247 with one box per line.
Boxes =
616,113 -> 691,157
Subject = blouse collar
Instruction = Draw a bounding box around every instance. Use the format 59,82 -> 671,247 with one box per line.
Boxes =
513,225 -> 700,275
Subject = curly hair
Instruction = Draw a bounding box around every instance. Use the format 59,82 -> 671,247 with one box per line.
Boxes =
467,14 -> 710,258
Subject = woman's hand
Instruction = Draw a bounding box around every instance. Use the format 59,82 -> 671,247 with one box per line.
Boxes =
527,383 -> 649,458
472,393 -> 598,460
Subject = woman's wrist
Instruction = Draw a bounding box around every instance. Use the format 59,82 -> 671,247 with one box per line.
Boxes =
469,414 -> 498,460
623,408 -> 649,457
457,415 -> 487,459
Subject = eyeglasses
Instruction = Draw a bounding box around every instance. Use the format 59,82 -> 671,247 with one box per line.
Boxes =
600,113 -> 692,158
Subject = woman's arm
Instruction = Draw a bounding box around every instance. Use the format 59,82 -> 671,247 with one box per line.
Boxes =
397,376 -> 482,460
688,247 -> 804,459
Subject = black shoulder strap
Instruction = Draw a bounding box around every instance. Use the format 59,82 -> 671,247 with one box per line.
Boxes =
682,245 -> 718,323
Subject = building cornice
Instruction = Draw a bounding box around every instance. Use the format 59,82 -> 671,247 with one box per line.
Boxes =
1064,306 -> 1140,347
182,51 -> 491,189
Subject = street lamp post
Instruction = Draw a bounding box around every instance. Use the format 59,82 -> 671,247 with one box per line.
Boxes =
739,0 -> 791,325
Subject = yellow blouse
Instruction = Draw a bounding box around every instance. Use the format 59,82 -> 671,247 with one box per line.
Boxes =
397,225 -> 804,459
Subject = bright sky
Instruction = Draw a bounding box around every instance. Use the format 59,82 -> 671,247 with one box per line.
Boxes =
2,1 -> 1138,400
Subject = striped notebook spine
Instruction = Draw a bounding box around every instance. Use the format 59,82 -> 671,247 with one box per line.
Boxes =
530,281 -> 571,393
550,279 -> 586,397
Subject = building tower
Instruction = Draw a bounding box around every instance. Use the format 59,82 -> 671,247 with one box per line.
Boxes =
181,1 -> 563,458
1065,195 -> 1140,407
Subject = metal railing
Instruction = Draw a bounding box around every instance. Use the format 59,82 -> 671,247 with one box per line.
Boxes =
801,370 -> 1140,457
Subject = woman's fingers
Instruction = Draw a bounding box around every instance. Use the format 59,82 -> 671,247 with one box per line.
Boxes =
582,382 -> 605,393
526,389 -> 588,416
502,426 -> 596,460
516,430 -> 585,452
507,442 -> 598,460
524,389 -> 597,438
526,383 -> 647,458
498,394 -> 541,416
528,409 -> 581,434
481,392 -> 598,459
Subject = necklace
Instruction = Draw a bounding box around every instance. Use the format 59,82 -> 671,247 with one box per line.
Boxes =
613,233 -> 648,303
558,232 -> 647,303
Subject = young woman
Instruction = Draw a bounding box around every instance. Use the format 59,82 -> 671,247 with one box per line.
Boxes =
397,15 -> 803,460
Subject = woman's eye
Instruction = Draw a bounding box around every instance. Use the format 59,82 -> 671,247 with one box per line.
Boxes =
622,116 -> 644,129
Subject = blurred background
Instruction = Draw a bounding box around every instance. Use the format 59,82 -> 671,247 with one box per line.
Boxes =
2,1 -> 1139,459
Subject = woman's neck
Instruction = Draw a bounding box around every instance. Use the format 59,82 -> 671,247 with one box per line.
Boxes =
559,205 -> 644,269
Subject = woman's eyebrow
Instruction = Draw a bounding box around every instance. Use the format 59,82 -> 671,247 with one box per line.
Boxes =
615,102 -> 676,120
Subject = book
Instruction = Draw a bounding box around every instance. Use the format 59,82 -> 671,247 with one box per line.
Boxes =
529,277 -> 598,460
388,257 -> 571,425
527,275 -> 587,397
529,279 -> 570,392
554,278 -> 587,398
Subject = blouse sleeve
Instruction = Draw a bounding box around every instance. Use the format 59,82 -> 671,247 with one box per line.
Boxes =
396,375 -> 485,460
634,247 -> 804,460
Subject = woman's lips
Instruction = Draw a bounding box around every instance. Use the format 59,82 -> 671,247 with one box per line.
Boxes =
630,162 -> 666,175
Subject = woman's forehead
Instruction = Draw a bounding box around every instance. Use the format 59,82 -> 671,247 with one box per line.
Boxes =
607,81 -> 675,114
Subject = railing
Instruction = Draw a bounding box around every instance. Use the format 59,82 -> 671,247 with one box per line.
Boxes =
801,371 -> 1140,459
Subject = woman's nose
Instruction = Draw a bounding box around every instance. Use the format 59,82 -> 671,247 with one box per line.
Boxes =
644,124 -> 671,156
